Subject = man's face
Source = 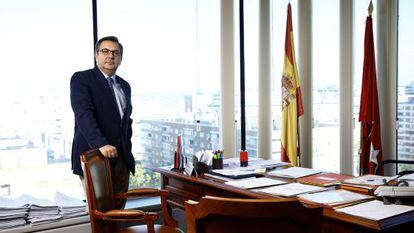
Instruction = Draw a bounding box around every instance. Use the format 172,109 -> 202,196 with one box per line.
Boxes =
95,40 -> 122,76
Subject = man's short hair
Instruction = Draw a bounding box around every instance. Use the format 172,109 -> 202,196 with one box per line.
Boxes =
95,36 -> 123,57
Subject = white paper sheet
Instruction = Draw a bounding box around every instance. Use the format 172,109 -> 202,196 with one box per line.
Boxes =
225,177 -> 286,189
298,189 -> 372,205
336,200 -> 414,221
259,182 -> 327,197
399,173 -> 414,181
342,175 -> 393,186
54,192 -> 85,207
211,168 -> 258,177
267,167 -> 322,179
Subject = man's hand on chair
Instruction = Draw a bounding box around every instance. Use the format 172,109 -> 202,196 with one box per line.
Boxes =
99,145 -> 118,158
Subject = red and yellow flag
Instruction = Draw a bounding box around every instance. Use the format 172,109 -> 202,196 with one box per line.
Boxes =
281,3 -> 303,166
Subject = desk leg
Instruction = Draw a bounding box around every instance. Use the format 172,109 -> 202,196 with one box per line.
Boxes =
161,174 -> 174,218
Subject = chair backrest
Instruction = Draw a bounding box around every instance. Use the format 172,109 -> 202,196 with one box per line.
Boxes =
185,196 -> 323,233
81,149 -> 117,233
375,159 -> 414,176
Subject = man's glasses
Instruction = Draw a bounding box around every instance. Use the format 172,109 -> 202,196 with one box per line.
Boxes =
98,48 -> 121,57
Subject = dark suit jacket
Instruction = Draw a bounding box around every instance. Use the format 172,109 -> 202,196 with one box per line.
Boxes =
70,67 -> 135,176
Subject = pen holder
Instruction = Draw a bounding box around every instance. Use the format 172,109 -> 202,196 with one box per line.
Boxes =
212,158 -> 223,169
196,162 -> 209,175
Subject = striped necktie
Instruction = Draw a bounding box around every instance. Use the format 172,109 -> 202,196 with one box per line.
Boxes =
108,77 -> 126,118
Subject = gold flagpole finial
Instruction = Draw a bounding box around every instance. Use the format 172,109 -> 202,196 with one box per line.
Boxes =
368,0 -> 373,16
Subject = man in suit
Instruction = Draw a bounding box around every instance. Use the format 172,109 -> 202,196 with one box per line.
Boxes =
70,36 -> 134,208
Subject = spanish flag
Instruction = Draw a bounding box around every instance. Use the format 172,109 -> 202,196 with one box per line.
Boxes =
281,3 -> 303,166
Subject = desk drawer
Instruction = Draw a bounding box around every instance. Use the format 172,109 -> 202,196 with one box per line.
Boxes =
165,177 -> 202,207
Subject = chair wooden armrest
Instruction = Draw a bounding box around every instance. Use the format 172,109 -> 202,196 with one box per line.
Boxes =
114,188 -> 161,199
94,209 -> 158,222
113,188 -> 177,228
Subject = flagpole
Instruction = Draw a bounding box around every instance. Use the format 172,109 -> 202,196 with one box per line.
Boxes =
368,0 -> 373,16
297,119 -> 301,167
92,0 -> 98,66
239,0 -> 246,151
359,125 -> 363,176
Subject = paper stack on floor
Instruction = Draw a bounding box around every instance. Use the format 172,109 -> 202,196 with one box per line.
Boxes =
21,194 -> 62,225
54,192 -> 87,219
0,196 -> 29,230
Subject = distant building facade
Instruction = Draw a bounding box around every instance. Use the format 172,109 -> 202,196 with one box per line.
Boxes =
397,86 -> 414,161
139,119 -> 257,169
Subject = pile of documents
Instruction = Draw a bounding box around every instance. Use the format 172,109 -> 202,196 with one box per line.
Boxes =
225,177 -> 286,189
21,194 -> 62,225
258,182 -> 327,197
298,189 -> 374,208
342,174 -> 392,186
0,192 -> 87,229
0,196 -> 29,230
267,167 -> 322,179
297,173 -> 353,187
223,158 -> 290,170
339,174 -> 395,195
54,192 -> 88,219
210,158 -> 291,179
336,200 -> 414,221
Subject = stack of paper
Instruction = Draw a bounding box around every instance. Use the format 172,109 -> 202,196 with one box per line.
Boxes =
342,175 -> 393,187
374,186 -> 414,197
54,192 -> 88,219
223,158 -> 289,170
298,189 -> 374,208
248,160 -> 291,170
223,157 -> 261,169
267,167 -> 322,179
258,182 -> 327,197
339,175 -> 395,195
297,173 -> 353,187
336,200 -> 414,221
0,196 -> 29,230
21,194 -> 62,225
225,177 -> 286,189
210,168 -> 260,179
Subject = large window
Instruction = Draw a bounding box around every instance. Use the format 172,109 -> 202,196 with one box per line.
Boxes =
0,0 -> 91,198
312,0 -> 340,173
98,0 -> 220,188
397,0 -> 414,172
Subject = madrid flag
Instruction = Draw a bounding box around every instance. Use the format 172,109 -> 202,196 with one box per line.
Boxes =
281,3 -> 303,166
359,13 -> 383,175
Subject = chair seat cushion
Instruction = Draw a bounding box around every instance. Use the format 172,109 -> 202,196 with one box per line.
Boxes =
118,224 -> 184,233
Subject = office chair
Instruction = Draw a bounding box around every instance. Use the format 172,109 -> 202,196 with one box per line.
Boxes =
81,149 -> 183,233
374,159 -> 414,176
185,195 -> 323,233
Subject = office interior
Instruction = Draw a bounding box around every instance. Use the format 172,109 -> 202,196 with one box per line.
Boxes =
1,0 -> 414,232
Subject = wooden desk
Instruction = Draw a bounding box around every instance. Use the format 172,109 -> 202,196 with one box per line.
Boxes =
154,167 -> 414,233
